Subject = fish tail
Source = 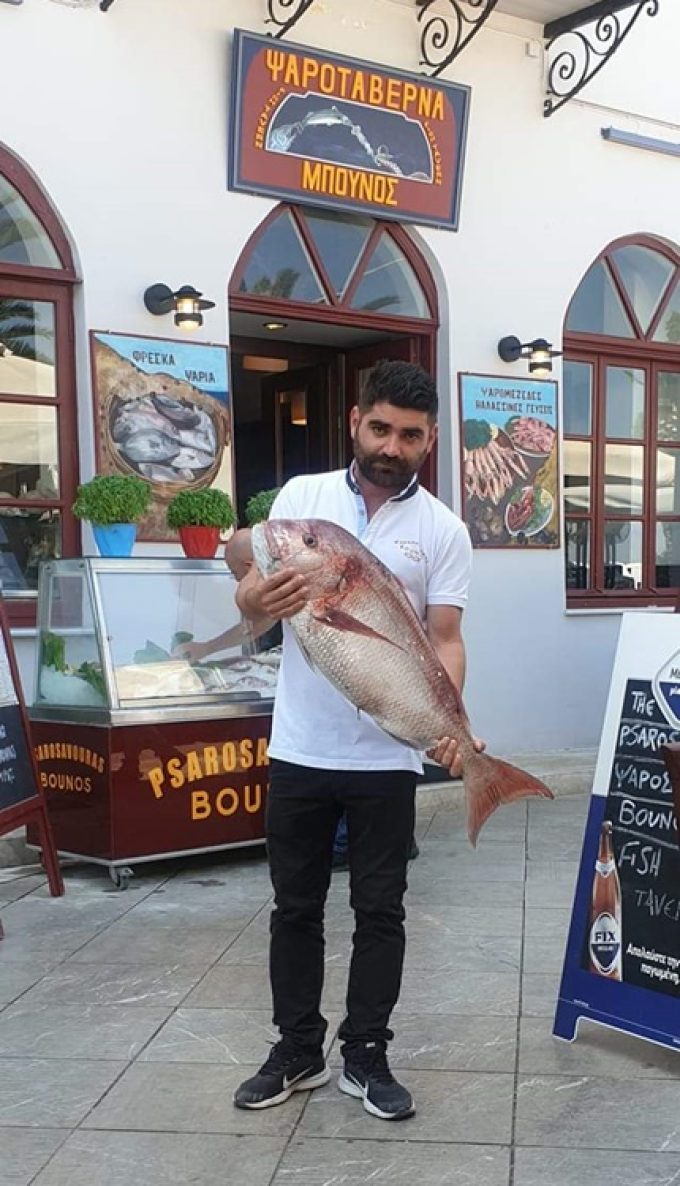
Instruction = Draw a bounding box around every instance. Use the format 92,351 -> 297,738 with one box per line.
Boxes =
463,753 -> 553,847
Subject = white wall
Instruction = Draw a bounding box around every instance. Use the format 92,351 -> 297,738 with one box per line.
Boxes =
1,0 -> 678,748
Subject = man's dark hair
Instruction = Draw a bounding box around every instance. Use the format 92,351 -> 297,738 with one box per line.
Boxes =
358,360 -> 438,422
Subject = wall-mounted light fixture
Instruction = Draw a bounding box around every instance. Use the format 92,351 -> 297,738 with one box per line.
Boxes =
497,335 -> 562,379
263,320 -> 288,332
143,283 -> 215,332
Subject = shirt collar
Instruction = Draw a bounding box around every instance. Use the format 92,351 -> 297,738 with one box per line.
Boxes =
345,461 -> 419,503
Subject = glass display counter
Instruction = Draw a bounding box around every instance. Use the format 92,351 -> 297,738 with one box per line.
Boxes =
28,558 -> 279,887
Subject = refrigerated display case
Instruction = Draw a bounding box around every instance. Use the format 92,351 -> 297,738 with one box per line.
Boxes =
28,557 -> 279,887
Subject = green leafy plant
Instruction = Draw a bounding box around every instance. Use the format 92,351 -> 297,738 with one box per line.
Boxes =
72,474 -> 152,525
245,488 -> 280,525
166,487 -> 236,530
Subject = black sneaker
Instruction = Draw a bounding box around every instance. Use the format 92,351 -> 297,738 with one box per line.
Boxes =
338,1042 -> 415,1120
233,1039 -> 330,1110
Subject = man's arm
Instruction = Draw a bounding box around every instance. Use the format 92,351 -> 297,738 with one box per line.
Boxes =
425,603 -> 484,776
426,604 -> 466,692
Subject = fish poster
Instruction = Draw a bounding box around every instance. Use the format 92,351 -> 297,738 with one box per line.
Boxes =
228,29 -> 470,230
90,332 -> 232,542
458,374 -> 560,549
554,613 -> 680,1054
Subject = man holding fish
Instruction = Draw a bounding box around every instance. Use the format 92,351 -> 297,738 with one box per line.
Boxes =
233,360 -> 551,1121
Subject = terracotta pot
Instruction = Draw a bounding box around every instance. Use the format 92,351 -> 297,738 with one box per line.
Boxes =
178,525 -> 220,558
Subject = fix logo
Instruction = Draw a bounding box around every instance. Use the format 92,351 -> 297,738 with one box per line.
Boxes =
652,650 -> 680,730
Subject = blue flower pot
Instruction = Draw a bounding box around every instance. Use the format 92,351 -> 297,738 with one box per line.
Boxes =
92,522 -> 137,557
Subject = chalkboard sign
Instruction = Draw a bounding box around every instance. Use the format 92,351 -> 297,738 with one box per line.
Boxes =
0,595 -> 63,896
554,613 -> 680,1052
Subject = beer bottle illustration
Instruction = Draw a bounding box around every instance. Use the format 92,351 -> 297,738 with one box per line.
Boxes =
588,820 -> 622,980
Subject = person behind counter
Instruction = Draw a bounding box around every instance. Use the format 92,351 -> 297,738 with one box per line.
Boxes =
174,529 -> 275,662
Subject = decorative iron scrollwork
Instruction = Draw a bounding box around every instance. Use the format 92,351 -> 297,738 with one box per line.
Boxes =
545,1 -> 659,117
417,0 -> 500,77
266,0 -> 318,38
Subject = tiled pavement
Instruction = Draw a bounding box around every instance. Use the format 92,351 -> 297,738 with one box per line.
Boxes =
2,792 -> 680,1186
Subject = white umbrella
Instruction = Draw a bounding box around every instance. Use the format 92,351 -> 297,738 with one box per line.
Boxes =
0,345 -> 55,397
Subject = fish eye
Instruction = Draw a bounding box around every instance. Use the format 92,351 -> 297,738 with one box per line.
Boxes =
303,533 -> 317,548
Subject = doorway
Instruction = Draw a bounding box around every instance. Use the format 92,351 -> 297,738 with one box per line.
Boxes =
229,205 -> 438,522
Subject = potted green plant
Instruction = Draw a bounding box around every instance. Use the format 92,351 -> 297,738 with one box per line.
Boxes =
166,487 -> 236,557
72,474 -> 152,557
245,488 -> 281,526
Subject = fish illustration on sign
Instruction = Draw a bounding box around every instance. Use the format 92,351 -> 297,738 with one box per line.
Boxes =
252,518 -> 553,845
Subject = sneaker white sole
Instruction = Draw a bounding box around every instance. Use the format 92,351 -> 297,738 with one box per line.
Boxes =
338,1072 -> 415,1120
235,1066 -> 331,1110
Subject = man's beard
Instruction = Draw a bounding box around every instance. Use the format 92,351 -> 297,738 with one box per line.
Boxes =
353,440 -> 420,490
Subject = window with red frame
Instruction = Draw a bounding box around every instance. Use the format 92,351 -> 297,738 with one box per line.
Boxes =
0,151 -> 79,626
563,238 -> 680,608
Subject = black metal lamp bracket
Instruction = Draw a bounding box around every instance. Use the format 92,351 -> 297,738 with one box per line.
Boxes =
416,0 -> 500,77
265,0 -> 318,38
544,0 -> 660,117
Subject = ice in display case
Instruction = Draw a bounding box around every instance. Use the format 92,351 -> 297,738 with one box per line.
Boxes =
32,557 -> 281,721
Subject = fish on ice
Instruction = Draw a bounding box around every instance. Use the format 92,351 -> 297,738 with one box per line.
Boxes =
251,518 -> 553,846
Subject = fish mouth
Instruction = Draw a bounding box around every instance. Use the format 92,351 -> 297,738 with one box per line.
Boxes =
251,522 -> 279,576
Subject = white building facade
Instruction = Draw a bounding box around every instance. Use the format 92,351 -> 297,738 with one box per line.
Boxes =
0,0 -> 678,754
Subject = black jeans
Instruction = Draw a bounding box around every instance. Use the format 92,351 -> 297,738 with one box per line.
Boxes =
266,759 -> 416,1054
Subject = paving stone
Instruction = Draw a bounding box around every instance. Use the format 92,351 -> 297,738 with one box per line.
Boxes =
4,1128 -> 69,1186
298,1069 -> 514,1144
68,919 -> 241,965
273,1137 -> 511,1185
406,878 -> 525,908
140,1007 -> 341,1064
513,1147 -> 680,1185
0,1003 -> 170,1059
515,1074 -> 680,1150
184,961 -> 349,1010
0,961 -> 52,1008
403,925 -> 521,973
397,969 -> 519,1016
0,1059 -> 126,1127
330,1014 -> 518,1073
17,962 -> 207,1007
521,974 -> 561,1018
82,1062 -> 308,1136
31,1130 -> 286,1186
520,1016 -> 680,1079
0,874 -> 47,902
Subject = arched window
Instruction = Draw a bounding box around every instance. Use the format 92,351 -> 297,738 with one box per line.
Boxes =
0,148 -> 78,625
230,204 -> 436,326
563,236 -> 680,608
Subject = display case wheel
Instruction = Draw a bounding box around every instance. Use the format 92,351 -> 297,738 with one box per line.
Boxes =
109,866 -> 134,891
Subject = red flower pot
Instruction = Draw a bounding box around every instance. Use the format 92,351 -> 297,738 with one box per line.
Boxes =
178,526 -> 221,558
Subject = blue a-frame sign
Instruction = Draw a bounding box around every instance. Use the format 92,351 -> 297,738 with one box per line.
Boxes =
554,613 -> 680,1053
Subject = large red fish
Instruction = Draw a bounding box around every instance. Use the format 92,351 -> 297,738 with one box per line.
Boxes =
252,518 -> 553,844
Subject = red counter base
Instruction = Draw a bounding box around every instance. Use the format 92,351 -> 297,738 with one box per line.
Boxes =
27,716 -> 272,881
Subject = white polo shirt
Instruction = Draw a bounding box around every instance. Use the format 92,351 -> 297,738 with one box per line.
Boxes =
267,467 -> 473,773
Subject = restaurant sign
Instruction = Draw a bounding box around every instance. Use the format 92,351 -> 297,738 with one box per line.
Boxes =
228,30 -> 471,230
459,374 -> 560,549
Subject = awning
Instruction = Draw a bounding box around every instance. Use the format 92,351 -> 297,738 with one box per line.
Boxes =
413,0 -> 661,117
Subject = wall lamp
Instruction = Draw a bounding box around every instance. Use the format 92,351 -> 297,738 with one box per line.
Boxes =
143,283 -> 215,332
497,335 -> 562,379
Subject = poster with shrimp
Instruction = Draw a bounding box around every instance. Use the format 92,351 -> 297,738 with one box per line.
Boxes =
459,374 -> 560,549
90,332 -> 232,542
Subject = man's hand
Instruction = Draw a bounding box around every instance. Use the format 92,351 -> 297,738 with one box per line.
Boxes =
245,568 -> 308,622
427,735 -> 486,779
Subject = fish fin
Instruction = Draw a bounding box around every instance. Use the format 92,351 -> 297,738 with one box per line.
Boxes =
463,753 -> 553,847
312,606 -> 406,651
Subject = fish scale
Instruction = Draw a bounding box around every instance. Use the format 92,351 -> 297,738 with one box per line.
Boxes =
252,518 -> 554,845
